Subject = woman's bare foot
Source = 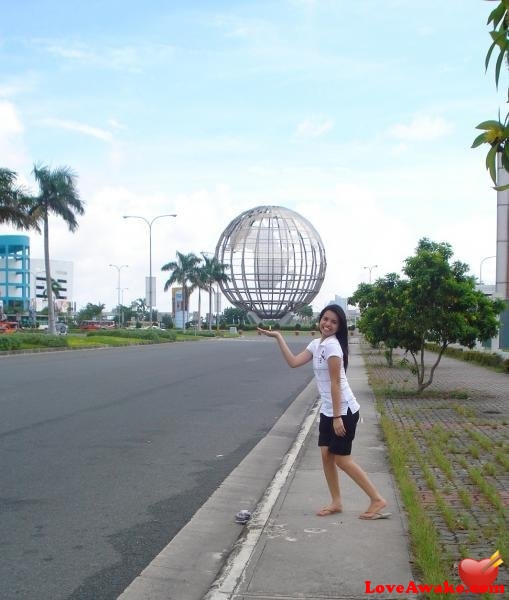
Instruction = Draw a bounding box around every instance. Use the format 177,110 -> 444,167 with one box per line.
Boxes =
359,499 -> 388,520
316,504 -> 342,517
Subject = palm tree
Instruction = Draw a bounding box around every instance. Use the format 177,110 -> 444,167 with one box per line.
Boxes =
41,278 -> 65,300
29,164 -> 84,335
0,168 -> 36,230
200,254 -> 230,330
190,262 -> 209,330
131,298 -> 148,324
162,252 -> 202,328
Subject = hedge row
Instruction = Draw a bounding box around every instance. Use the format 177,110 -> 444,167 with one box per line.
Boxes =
426,343 -> 509,373
0,333 -> 68,351
86,329 -> 177,342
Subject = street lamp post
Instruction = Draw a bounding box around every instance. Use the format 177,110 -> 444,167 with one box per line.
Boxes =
109,264 -> 128,325
123,214 -> 177,324
479,255 -> 496,286
363,264 -> 378,283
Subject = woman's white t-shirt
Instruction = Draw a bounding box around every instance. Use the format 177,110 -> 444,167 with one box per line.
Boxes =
306,336 -> 360,417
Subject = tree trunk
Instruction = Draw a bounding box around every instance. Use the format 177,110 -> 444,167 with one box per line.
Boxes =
44,215 -> 56,335
197,288 -> 202,330
208,286 -> 213,330
414,342 -> 447,393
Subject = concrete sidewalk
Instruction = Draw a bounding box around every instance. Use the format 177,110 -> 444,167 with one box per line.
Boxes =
205,341 -> 414,600
119,340 -> 414,599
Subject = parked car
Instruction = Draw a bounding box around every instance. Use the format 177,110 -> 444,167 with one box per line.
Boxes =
0,321 -> 18,334
79,320 -> 115,330
56,322 -> 68,335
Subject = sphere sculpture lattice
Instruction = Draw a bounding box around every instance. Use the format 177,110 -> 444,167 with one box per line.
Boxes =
215,205 -> 327,319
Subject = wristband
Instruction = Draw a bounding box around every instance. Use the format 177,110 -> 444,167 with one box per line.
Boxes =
332,416 -> 341,419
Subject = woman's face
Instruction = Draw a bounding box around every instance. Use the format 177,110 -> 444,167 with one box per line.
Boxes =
319,310 -> 339,338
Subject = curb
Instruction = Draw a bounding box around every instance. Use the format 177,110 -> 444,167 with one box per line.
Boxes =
118,379 -> 318,600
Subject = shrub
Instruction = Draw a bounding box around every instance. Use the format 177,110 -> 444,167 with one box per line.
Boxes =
0,333 -> 68,351
86,329 -> 177,342
0,335 -> 22,351
425,343 -> 508,371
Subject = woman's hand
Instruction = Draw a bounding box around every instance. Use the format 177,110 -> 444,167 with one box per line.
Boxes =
257,327 -> 280,338
333,416 -> 346,437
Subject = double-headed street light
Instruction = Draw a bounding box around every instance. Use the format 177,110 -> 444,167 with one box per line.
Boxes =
123,214 -> 177,323
363,264 -> 378,283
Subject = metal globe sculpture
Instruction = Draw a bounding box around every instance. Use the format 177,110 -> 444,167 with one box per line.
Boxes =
215,205 -> 327,319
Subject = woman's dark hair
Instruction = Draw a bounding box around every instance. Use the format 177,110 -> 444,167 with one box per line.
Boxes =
319,304 -> 349,371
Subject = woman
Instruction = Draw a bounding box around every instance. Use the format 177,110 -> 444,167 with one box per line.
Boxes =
257,304 -> 389,520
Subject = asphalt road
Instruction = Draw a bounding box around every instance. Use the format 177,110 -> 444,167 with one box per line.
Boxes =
0,335 -> 313,600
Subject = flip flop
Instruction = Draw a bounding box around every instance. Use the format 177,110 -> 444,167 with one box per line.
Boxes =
316,506 -> 342,517
359,511 -> 391,520
235,510 -> 251,524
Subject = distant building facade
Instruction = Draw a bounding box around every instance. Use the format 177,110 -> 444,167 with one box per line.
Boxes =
0,234 -> 74,314
0,235 -> 31,313
30,258 -> 74,313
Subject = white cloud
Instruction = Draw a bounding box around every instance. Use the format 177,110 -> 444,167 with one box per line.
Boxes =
41,40 -> 176,71
296,116 -> 334,138
0,73 -> 39,98
0,100 -> 28,170
41,118 -> 113,142
387,115 -> 453,142
0,100 -> 23,136
212,15 -> 274,40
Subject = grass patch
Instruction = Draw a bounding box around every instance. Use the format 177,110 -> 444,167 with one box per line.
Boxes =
494,449 -> 509,471
364,342 -> 509,597
466,429 -> 494,452
377,406 -> 447,588
458,489 -> 472,509
373,385 -> 469,400
467,467 -> 504,511
68,335 -> 148,348
452,403 -> 477,419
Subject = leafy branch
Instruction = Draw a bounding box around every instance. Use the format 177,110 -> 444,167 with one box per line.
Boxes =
472,0 -> 509,190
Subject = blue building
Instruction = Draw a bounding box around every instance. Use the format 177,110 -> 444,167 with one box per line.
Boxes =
0,234 -> 31,314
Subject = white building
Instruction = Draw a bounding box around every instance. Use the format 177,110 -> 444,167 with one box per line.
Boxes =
30,258 -> 74,313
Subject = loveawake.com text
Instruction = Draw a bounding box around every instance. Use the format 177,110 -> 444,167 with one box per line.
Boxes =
364,580 -> 505,595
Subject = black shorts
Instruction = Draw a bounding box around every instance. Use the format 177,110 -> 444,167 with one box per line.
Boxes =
318,409 -> 360,456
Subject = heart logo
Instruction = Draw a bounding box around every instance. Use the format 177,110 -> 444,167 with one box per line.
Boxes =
458,558 -> 499,588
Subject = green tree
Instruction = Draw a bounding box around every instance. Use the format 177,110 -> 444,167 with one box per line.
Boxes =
295,304 -> 314,323
29,164 -> 84,334
161,252 -> 202,327
0,168 -> 35,229
131,298 -> 148,323
160,313 -> 174,329
112,303 -> 134,327
199,254 -> 230,330
349,274 -> 407,367
351,239 -> 505,392
76,303 -> 105,323
222,306 -> 248,326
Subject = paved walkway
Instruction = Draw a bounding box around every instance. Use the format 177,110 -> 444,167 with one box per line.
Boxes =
205,340 -> 413,600
119,338 -> 508,599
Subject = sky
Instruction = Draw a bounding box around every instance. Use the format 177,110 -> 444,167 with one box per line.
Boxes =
0,0 -> 504,315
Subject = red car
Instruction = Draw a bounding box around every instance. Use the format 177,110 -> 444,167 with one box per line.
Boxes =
0,321 -> 19,334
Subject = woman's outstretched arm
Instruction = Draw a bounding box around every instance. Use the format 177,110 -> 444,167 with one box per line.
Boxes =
257,327 -> 312,368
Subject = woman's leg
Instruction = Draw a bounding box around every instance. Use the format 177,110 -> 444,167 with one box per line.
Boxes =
317,446 -> 342,515
334,454 -> 387,517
